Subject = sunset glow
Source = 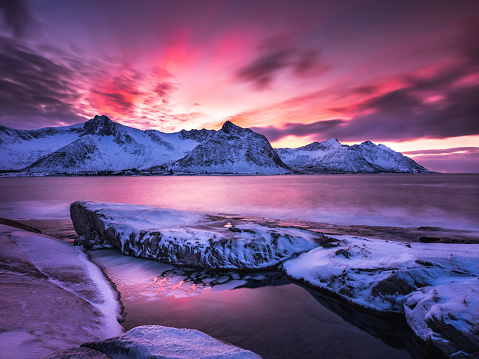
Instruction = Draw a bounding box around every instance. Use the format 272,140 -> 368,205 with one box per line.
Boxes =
0,0 -> 478,172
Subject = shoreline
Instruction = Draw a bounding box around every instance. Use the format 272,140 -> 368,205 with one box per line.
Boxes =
2,216 -> 476,358
2,216 -> 477,244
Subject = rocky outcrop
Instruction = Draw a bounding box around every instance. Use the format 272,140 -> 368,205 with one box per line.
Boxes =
282,236 -> 479,357
404,280 -> 479,358
282,237 -> 479,312
82,325 -> 261,359
70,201 -> 323,270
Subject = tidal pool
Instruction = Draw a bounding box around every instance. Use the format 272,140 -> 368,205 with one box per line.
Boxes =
89,249 -> 437,359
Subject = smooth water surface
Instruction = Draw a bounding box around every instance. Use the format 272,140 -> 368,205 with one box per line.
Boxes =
90,249 -> 419,359
0,174 -> 477,230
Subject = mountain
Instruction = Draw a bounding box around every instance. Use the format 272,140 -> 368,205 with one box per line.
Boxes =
0,123 -> 84,171
171,121 -> 291,175
1,115 -> 204,173
0,115 -> 432,175
276,138 -> 431,173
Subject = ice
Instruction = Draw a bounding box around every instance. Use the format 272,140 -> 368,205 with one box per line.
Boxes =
211,280 -> 249,292
282,235 -> 479,356
82,325 -> 262,358
282,236 -> 479,312
404,278 -> 479,357
0,225 -> 123,359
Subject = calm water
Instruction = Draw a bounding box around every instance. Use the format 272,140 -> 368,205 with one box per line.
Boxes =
89,249 -> 423,359
0,174 -> 477,230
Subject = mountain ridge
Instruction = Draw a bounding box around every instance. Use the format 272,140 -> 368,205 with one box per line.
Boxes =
0,115 -> 433,175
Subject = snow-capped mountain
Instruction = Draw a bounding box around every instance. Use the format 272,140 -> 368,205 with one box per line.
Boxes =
0,123 -> 84,171
172,121 -> 291,174
276,138 -> 431,173
0,115 -> 432,175
1,115 -> 204,173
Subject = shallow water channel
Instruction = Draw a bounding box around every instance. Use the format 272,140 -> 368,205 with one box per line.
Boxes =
89,248 -> 438,359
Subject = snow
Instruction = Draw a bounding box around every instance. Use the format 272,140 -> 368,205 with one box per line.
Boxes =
1,116 -> 430,175
276,138 -> 430,173
83,325 -> 262,358
404,278 -> 479,356
8,226 -> 123,335
72,201 -> 321,270
282,235 -> 479,355
282,236 -> 479,312
0,224 -> 123,359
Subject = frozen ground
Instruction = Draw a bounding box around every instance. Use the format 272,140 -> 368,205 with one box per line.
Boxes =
71,201 -> 324,269
0,225 -> 123,359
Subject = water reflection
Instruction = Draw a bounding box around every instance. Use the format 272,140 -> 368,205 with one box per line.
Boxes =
1,174 -> 478,230
88,249 -> 441,359
300,286 -> 446,359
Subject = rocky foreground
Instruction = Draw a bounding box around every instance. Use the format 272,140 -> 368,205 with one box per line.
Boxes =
70,201 -> 325,270
283,236 -> 479,358
0,224 -> 122,358
70,202 -> 479,358
0,224 -> 263,359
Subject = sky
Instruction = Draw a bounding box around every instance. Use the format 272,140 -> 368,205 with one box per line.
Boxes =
0,0 -> 478,172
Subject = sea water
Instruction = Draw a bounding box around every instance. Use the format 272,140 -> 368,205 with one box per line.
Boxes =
0,174 -> 477,230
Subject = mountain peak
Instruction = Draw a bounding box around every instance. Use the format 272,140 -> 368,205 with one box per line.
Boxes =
84,115 -> 118,136
321,138 -> 341,148
221,121 -> 245,134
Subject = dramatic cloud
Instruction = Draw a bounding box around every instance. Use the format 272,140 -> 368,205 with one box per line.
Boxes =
236,38 -> 330,89
252,120 -> 343,143
0,36 -> 85,128
408,148 -> 479,173
0,0 -> 31,37
153,82 -> 176,99
403,147 -> 479,156
246,45 -> 479,144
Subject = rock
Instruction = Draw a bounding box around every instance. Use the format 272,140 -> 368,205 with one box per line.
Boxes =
0,225 -> 123,359
282,236 -> 479,312
70,201 -> 322,270
41,347 -> 111,359
404,280 -> 479,358
82,325 -> 261,359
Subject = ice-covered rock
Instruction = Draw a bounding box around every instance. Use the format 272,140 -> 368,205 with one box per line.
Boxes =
82,325 -> 261,358
282,236 -> 479,356
0,224 -> 123,359
71,201 -> 323,270
282,236 -> 479,312
404,279 -> 479,358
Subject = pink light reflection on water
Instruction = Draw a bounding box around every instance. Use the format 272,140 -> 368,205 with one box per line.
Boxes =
0,174 -> 478,230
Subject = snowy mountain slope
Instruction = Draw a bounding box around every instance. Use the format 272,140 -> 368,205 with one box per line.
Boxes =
0,115 -> 432,175
1,115 -> 206,173
172,121 -> 291,175
277,138 -> 431,173
0,123 -> 84,170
